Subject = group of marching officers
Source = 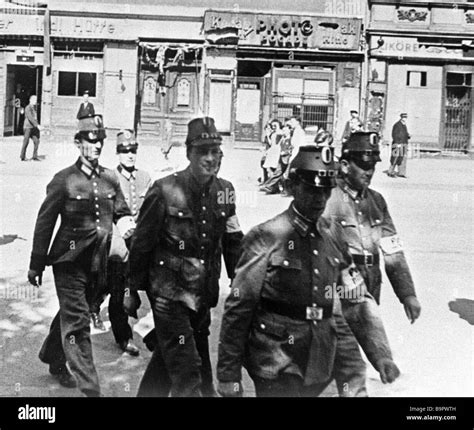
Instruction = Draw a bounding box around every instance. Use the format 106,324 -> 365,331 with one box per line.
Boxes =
27,113 -> 421,397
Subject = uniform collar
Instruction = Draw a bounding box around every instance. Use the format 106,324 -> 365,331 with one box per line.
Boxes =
76,158 -> 101,178
117,164 -> 136,180
288,203 -> 324,237
184,166 -> 215,195
338,178 -> 366,200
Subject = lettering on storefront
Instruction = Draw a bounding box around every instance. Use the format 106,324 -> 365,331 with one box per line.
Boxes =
204,11 -> 361,51
372,37 -> 464,59
34,16 -> 116,36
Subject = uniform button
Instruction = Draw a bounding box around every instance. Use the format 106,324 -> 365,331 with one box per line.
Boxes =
260,323 -> 266,330
107,194 -> 112,198
358,211 -> 363,216
96,219 -> 100,223
200,259 -> 205,264
133,204 -> 137,208
355,200 -> 360,204
202,233 -> 207,238
97,226 -> 101,230
159,260 -> 164,265
178,211 -> 184,217
92,175 -> 96,179
94,189 -> 98,194
341,220 -> 347,226
313,268 -> 319,275
93,182 -> 97,186
202,220 -> 206,225
173,173 -> 178,177
96,212 -> 100,216
221,211 -> 226,216
334,258 -> 340,264
76,195 -> 82,200
202,193 -> 205,197
202,206 -> 207,211
283,260 -> 289,267
201,246 -> 205,250
376,219 -> 381,224
312,303 -> 317,307
312,250 -> 318,256
95,197 -> 99,201
95,204 -> 99,208
313,286 -> 318,291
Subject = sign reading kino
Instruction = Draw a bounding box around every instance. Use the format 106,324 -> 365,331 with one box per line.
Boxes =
204,11 -> 362,50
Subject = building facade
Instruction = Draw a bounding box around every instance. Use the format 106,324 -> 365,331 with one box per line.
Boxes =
1,0 -> 368,147
366,0 -> 474,153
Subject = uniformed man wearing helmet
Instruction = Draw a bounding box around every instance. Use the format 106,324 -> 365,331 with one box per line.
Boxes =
217,145 -> 400,397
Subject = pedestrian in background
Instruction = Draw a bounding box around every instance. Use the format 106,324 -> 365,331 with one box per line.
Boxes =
20,95 -> 41,161
341,110 -> 363,145
27,115 -> 134,397
258,122 -> 273,184
76,90 -> 95,119
386,113 -> 410,178
125,117 -> 243,397
89,129 -> 151,357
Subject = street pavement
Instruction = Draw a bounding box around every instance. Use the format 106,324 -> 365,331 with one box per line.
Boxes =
0,136 -> 472,397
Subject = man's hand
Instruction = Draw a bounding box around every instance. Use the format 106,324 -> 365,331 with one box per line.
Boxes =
123,289 -> 141,318
28,269 -> 42,287
403,296 -> 421,324
376,358 -> 400,384
217,381 -> 243,398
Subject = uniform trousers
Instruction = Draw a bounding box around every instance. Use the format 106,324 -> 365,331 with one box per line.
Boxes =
90,260 -> 133,344
137,296 -> 212,397
38,251 -> 101,395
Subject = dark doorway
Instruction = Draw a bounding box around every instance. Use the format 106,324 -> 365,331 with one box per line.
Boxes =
4,65 -> 42,136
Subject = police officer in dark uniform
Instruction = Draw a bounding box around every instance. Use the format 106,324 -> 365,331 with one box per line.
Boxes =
323,132 -> 421,394
324,132 -> 421,316
27,115 -> 134,396
90,129 -> 152,355
125,117 -> 243,397
217,145 -> 400,397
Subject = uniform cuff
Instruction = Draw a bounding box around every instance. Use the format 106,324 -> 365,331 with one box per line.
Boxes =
30,253 -> 47,273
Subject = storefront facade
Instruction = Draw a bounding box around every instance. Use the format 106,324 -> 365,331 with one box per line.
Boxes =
1,0 -> 367,146
367,0 -> 474,152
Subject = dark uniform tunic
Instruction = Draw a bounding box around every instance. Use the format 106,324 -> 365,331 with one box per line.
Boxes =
323,178 -> 416,304
129,166 -> 242,396
30,158 -> 132,395
217,204 -> 393,396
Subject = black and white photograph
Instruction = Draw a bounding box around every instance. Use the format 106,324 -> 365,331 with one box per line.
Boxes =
0,0 -> 472,425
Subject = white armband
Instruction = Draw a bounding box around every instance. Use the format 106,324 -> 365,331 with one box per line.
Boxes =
380,235 -> 403,255
116,216 -> 136,239
225,214 -> 241,234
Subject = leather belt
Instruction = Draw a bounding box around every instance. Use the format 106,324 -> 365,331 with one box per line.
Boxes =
260,298 -> 332,321
352,253 -> 379,267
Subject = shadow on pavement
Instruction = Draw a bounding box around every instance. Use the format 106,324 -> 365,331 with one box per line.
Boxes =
448,298 -> 474,325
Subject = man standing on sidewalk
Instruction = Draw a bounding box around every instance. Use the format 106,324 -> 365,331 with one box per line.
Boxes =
89,129 -> 151,356
20,95 -> 41,161
27,115 -> 134,396
386,113 -> 410,178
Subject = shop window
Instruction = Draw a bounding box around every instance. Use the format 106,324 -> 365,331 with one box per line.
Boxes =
58,71 -> 97,96
407,71 -> 427,87
177,78 -> 191,106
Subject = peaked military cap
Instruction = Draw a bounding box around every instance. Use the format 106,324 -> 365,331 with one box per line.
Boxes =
342,131 -> 381,163
185,117 -> 222,147
116,129 -> 138,152
76,114 -> 106,143
288,145 -> 337,188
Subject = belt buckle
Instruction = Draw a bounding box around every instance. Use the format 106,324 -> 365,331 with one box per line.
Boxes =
306,306 -> 323,321
364,253 -> 373,267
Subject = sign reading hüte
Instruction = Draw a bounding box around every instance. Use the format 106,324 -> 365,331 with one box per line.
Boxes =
203,11 -> 362,51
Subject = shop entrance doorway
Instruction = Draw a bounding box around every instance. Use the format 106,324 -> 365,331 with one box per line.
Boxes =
4,65 -> 42,136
